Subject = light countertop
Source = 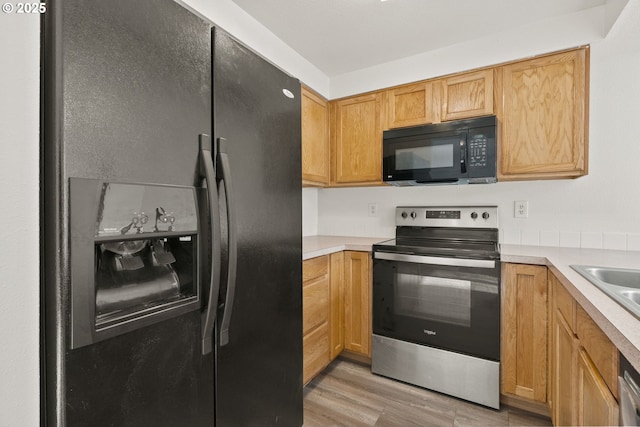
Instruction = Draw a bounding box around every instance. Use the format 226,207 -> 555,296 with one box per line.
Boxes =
303,236 -> 640,371
302,235 -> 389,260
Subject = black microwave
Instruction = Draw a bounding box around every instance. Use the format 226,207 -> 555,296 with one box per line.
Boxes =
383,115 -> 497,186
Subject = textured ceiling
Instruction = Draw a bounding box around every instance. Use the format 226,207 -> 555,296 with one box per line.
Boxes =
230,0 -> 606,76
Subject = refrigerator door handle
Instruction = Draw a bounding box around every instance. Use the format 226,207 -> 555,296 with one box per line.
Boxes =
217,137 -> 237,347
199,134 -> 222,355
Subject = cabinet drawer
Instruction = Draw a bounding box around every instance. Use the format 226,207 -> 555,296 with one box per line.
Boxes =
303,255 -> 329,282
576,306 -> 619,398
303,321 -> 330,384
554,278 -> 576,333
303,276 -> 329,335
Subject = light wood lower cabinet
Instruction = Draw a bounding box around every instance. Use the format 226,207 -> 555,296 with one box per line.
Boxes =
501,263 -> 548,405
303,251 -> 372,383
343,251 -> 372,358
577,348 -> 619,426
550,273 -> 619,426
302,255 -> 331,384
502,263 -> 620,425
553,303 -> 579,426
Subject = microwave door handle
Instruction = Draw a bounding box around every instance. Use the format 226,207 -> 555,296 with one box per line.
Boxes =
217,137 -> 237,347
460,139 -> 467,174
199,134 -> 222,356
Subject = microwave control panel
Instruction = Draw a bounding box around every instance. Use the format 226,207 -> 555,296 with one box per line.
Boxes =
468,134 -> 488,167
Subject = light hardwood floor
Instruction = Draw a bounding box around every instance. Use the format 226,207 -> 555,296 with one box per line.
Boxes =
303,358 -> 553,427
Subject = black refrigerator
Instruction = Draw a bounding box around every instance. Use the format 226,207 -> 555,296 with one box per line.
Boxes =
41,0 -> 303,426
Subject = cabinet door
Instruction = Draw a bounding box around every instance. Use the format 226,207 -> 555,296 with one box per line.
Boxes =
343,251 -> 371,357
502,263 -> 548,402
499,48 -> 588,180
440,69 -> 494,121
385,82 -> 433,129
553,309 -> 579,427
577,349 -> 619,426
301,86 -> 330,186
577,306 -> 619,399
331,93 -> 383,185
329,252 -> 344,359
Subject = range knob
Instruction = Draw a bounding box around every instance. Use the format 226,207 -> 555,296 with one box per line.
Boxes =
410,211 -> 417,219
470,212 -> 478,220
401,211 -> 408,219
482,212 -> 490,220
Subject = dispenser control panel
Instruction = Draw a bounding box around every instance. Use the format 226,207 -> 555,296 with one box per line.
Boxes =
96,182 -> 198,237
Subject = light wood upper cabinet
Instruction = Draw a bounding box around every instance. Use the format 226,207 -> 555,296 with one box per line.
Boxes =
385,82 -> 434,129
330,93 -> 384,185
498,48 -> 589,180
502,263 -> 548,404
301,86 -> 330,186
384,71 -> 493,130
440,69 -> 494,121
303,46 -> 589,186
343,251 -> 371,357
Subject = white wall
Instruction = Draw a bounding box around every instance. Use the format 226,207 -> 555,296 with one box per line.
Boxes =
302,188 -> 319,236
180,0 -> 330,97
317,2 -> 640,251
0,11 -> 41,427
329,5 -> 605,99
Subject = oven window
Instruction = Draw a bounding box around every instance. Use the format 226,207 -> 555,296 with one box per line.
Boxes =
395,141 -> 455,170
394,273 -> 471,327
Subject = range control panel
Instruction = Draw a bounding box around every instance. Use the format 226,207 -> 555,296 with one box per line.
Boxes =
396,206 -> 498,229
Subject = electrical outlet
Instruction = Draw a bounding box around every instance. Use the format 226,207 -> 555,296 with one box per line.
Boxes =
368,203 -> 377,217
514,200 -> 528,218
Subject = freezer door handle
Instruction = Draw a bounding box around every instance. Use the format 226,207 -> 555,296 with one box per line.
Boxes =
217,137 -> 237,347
199,134 -> 222,355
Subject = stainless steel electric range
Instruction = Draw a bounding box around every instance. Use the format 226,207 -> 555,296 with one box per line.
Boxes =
372,206 -> 501,409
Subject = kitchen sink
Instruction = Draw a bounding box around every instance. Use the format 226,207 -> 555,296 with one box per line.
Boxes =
571,265 -> 640,319
620,289 -> 640,305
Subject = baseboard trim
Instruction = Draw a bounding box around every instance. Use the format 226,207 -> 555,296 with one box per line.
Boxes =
339,350 -> 371,365
500,393 -> 551,418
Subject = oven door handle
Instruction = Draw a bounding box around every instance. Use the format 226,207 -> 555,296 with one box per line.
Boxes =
374,251 -> 496,269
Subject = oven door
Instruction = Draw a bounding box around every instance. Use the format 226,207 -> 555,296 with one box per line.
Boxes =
372,251 -> 500,361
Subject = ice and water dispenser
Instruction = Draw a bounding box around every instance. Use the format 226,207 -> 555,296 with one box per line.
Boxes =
69,178 -> 204,349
